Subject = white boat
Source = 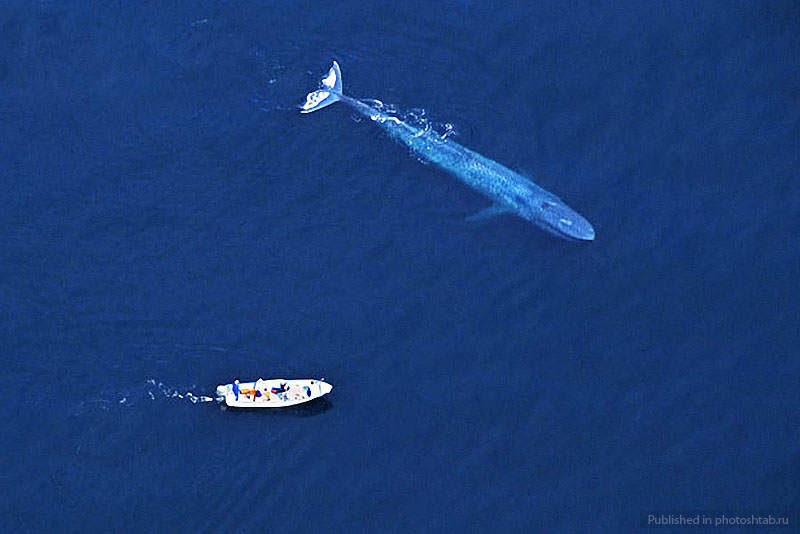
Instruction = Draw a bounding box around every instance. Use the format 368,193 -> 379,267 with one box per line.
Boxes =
215,378 -> 333,408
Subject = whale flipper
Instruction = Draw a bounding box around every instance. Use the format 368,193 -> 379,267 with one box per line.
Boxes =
466,204 -> 512,222
300,61 -> 343,113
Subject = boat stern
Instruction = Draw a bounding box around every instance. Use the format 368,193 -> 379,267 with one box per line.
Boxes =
215,384 -> 228,402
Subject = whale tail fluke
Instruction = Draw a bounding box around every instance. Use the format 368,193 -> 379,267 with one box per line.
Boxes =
300,61 -> 343,113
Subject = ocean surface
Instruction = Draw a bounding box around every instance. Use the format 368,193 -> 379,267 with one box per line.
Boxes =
1,1 -> 798,531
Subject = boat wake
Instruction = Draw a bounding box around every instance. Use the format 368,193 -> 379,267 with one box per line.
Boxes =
70,379 -> 215,416
142,378 -> 215,405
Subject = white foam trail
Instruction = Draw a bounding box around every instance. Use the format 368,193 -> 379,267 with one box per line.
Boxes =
144,379 -> 215,404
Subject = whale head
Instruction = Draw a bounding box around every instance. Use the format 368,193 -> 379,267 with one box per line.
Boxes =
527,198 -> 595,241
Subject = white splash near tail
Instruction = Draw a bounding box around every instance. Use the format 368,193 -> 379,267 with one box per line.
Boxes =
299,61 -> 343,113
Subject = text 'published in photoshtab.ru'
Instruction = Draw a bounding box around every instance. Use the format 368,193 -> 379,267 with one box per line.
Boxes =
640,511 -> 797,528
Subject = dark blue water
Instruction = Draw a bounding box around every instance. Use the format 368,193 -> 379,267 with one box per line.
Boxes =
2,1 -> 798,531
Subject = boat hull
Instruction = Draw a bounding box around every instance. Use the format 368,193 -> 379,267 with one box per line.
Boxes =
216,378 -> 333,408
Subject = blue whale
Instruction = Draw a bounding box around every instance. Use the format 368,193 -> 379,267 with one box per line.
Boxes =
301,62 -> 595,241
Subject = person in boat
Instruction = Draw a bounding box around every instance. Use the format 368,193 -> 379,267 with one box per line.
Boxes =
255,378 -> 268,402
270,382 -> 289,400
231,379 -> 240,401
271,382 -> 288,394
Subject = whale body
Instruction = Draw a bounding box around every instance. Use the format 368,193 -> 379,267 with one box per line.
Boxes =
300,62 -> 595,241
